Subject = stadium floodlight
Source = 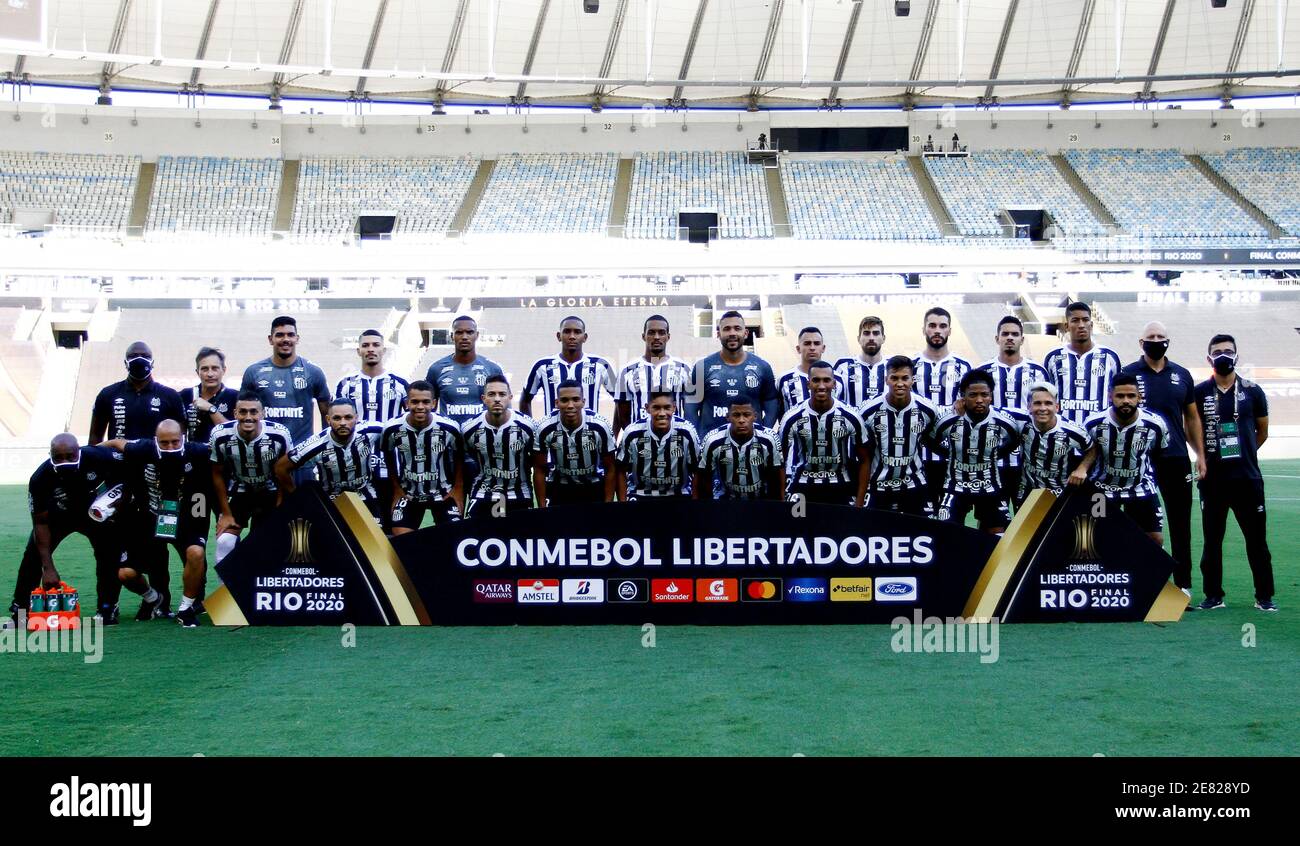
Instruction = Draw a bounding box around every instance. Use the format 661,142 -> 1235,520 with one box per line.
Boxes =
1211,0 -> 1227,8
895,1 -> 910,15
584,0 -> 599,12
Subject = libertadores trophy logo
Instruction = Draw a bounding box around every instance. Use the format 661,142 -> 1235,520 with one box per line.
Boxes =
286,518 -> 314,564
1069,514 -> 1100,561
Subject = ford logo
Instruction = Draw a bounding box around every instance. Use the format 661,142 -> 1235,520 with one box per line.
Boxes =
879,583 -> 912,596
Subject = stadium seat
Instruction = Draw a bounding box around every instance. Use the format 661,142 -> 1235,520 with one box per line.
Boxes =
470,154 -> 617,235
1201,147 -> 1300,237
780,158 -> 942,240
0,151 -> 139,232
146,156 -> 282,239
625,151 -> 773,239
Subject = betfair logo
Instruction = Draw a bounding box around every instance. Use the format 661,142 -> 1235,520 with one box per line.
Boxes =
286,518 -> 314,564
830,578 -> 873,602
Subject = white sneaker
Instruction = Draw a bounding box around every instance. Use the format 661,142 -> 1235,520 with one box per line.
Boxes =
1180,587 -> 1192,600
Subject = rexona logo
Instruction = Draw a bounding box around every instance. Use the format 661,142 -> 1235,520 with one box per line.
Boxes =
49,777 -> 151,827
516,579 -> 561,604
830,578 -> 873,602
785,578 -> 829,602
562,578 -> 605,604
695,578 -> 738,603
741,578 -> 782,602
651,579 -> 694,603
473,580 -> 514,603
874,576 -> 918,603
608,578 -> 648,603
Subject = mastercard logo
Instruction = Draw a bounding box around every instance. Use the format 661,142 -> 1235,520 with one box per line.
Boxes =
741,578 -> 782,602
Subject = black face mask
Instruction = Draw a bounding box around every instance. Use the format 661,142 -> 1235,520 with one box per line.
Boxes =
126,356 -> 154,380
1142,340 -> 1169,361
1211,353 -> 1236,376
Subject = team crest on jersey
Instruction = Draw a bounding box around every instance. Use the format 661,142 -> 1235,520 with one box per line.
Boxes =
1091,364 -> 1107,377
294,377 -> 307,390
745,374 -> 759,388
582,370 -> 596,385
831,418 -> 849,437
151,397 -> 160,408
1170,373 -> 1181,384
475,373 -> 486,386
749,450 -> 765,466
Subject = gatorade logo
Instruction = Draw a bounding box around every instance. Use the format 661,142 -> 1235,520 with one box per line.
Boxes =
695,578 -> 738,603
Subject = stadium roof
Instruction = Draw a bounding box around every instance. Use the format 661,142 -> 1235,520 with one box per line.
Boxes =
2,0 -> 1299,110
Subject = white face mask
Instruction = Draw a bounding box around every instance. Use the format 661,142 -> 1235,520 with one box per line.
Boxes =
155,437 -> 185,455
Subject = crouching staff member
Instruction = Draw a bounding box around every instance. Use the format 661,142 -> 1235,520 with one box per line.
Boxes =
535,380 -> 616,507
383,380 -> 465,534
274,398 -> 385,523
210,391 -> 294,562
102,420 -> 213,628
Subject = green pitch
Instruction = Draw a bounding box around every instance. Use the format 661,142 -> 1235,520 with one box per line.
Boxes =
1,467 -> 1296,757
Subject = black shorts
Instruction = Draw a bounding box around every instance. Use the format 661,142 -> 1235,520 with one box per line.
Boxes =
788,482 -> 855,506
864,487 -> 929,516
464,496 -> 533,519
1106,494 -> 1164,534
390,495 -> 460,530
227,490 -> 279,531
547,482 -> 606,506
937,492 -> 1011,530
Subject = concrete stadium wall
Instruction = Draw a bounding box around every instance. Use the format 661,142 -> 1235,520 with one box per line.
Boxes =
1,102 -> 1297,160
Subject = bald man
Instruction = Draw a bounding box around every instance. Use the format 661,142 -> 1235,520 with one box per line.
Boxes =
1121,321 -> 1206,597
9,435 -> 125,626
89,340 -> 185,444
102,419 -> 214,627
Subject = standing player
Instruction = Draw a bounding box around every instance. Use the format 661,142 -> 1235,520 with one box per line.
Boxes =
1194,335 -> 1275,611
383,381 -> 464,534
835,316 -> 888,408
336,329 -> 409,511
778,361 -> 869,506
535,380 -> 616,506
858,356 -> 941,516
929,370 -> 1021,533
240,315 -> 331,484
424,315 -> 505,427
1044,301 -> 1121,426
1017,382 -> 1089,506
102,421 -> 213,627
209,392 -> 294,563
776,327 -> 840,414
89,341 -> 185,444
1070,374 -> 1169,545
14,435 -> 124,624
912,307 -> 973,511
616,392 -> 701,500
1121,321 -> 1206,598
613,314 -> 692,436
461,375 -> 539,519
274,398 -> 385,522
179,347 -> 238,446
978,316 -> 1047,501
697,399 -> 784,500
520,316 -> 616,419
686,311 -> 779,437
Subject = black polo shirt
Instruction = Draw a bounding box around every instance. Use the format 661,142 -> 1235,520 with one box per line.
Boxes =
27,445 -> 121,523
1195,377 -> 1269,482
1121,358 -> 1195,459
179,385 -> 240,445
92,378 -> 185,441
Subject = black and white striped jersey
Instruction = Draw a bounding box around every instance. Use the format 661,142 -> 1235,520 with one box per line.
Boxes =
1083,409 -> 1168,498
977,359 -> 1050,412
288,423 -> 384,499
912,353 -> 972,462
834,357 -> 888,408
208,420 -> 294,493
776,368 -> 843,415
778,400 -> 867,488
616,418 -> 701,498
537,411 -> 615,486
1044,345 -> 1122,425
1018,418 -> 1090,495
461,412 -> 539,503
614,357 -> 693,424
525,355 -> 617,417
698,426 -> 783,500
858,395 -> 941,491
334,372 -> 409,425
381,413 -> 463,500
929,410 -> 1021,495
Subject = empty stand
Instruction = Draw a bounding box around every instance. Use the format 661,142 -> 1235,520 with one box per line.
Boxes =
625,152 -> 773,240
146,156 -> 282,238
782,158 -> 942,240
469,154 -> 617,236
1200,148 -> 1300,237
0,151 -> 139,231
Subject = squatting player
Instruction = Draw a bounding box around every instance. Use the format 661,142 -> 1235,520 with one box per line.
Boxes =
697,399 -> 784,500
535,380 -> 616,506
274,398 -> 385,522
461,375 -> 539,518
383,380 -> 464,534
778,361 -> 869,506
616,392 -> 701,500
1017,381 -> 1089,506
209,391 -> 294,562
858,356 -> 940,516
1071,373 -> 1169,545
929,370 -> 1020,533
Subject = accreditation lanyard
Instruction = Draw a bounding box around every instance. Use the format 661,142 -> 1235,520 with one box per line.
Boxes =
1217,381 -> 1242,461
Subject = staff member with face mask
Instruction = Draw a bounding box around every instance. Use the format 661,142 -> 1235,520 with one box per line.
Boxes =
1194,335 -> 1275,612
89,341 -> 186,444
1120,322 -> 1206,598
